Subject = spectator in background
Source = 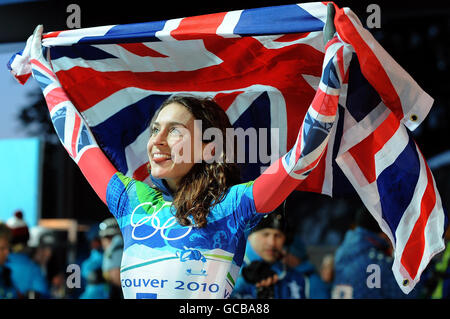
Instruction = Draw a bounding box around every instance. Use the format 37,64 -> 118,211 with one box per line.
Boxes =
319,253 -> 335,294
28,227 -> 56,279
332,206 -> 422,299
29,227 -> 66,299
0,222 -> 17,298
99,218 -> 124,299
5,210 -> 50,298
283,233 -> 330,298
231,206 -> 306,299
79,223 -> 109,299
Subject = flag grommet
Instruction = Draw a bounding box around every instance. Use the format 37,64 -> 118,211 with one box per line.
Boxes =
402,279 -> 409,286
410,114 -> 418,122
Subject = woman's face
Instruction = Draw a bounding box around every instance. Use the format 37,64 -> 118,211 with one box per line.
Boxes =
147,102 -> 203,190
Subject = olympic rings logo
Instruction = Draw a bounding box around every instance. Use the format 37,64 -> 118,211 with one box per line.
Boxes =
130,202 -> 192,241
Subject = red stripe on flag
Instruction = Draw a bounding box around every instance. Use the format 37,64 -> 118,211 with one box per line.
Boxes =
214,91 -> 244,112
71,114 -> 81,157
311,88 -> 339,116
400,160 -> 437,280
275,32 -> 310,43
334,6 -> 404,121
117,43 -> 168,58
336,46 -> 346,81
133,162 -> 150,181
293,148 -> 325,176
171,12 -> 227,40
324,36 -> 341,51
15,73 -> 31,85
296,147 -> 327,193
294,127 -> 304,162
43,31 -> 64,39
348,112 -> 400,184
45,86 -> 69,112
30,59 -> 57,80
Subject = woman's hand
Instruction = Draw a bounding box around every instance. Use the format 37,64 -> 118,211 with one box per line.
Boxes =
30,25 -> 46,64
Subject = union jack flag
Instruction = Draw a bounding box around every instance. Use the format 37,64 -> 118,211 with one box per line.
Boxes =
8,2 -> 447,294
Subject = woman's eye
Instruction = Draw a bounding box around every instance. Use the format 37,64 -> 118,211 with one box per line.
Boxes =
169,127 -> 181,135
150,127 -> 159,135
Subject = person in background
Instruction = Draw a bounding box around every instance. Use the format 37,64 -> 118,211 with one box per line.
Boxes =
0,222 -> 17,299
99,218 -> 124,299
5,211 -> 50,298
28,227 -> 56,280
231,206 -> 306,299
29,227 -> 67,299
79,223 -> 109,299
319,253 -> 335,294
332,206 -> 422,299
283,233 -> 330,298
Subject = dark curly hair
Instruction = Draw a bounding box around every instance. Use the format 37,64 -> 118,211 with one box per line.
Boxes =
148,95 -> 241,228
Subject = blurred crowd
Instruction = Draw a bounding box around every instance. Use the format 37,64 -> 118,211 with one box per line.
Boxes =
0,204 -> 449,300
0,211 -> 124,299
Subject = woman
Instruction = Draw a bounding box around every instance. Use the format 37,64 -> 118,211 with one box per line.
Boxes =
27,10 -> 344,298
107,95 -> 268,299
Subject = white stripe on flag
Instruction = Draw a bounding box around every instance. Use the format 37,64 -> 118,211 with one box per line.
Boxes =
216,10 -> 243,38
51,40 -> 223,73
125,129 -> 151,178
374,124 -> 409,179
63,106 -> 76,155
225,85 -> 288,157
81,87 -> 154,126
42,25 -> 115,47
338,103 -> 390,156
255,31 -> 325,53
297,2 -> 328,23
155,18 -> 182,41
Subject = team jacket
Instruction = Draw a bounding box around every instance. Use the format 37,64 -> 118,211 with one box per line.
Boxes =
107,172 -> 263,298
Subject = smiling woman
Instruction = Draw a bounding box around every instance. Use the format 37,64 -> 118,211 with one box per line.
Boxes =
147,95 -> 241,229
18,7 -> 347,298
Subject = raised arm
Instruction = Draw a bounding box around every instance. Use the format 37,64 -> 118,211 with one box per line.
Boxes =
252,6 -> 351,213
29,25 -> 117,204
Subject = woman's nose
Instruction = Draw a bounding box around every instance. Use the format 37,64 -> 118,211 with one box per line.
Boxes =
153,130 -> 167,145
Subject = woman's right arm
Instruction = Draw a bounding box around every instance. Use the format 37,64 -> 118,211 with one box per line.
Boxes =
29,25 -> 117,204
252,35 -> 352,213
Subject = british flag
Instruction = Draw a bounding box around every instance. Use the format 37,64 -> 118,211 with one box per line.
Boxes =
8,2 -> 447,294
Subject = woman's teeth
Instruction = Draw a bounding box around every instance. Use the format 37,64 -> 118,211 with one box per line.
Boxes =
154,154 -> 171,159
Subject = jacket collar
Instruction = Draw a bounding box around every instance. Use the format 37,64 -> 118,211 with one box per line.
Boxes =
150,175 -> 174,202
